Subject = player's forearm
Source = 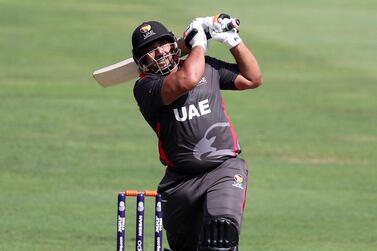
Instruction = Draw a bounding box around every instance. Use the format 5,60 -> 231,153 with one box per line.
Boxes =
179,46 -> 205,89
161,46 -> 205,105
231,42 -> 262,87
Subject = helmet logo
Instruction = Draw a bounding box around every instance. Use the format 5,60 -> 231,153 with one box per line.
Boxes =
139,24 -> 156,40
139,24 -> 151,33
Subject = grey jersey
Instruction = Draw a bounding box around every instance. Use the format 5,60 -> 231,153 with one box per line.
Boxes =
133,56 -> 241,173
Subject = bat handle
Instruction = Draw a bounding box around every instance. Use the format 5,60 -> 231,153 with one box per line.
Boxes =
205,18 -> 240,39
224,18 -> 240,31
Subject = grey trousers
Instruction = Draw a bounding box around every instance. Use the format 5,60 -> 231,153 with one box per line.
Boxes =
158,158 -> 249,251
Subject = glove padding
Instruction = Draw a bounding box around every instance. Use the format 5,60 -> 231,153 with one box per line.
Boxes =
184,20 -> 207,52
194,14 -> 232,37
192,16 -> 213,33
210,18 -> 242,49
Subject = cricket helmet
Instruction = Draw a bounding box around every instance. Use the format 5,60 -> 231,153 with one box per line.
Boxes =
132,21 -> 180,75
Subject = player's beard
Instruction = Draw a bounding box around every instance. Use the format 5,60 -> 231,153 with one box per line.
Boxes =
154,53 -> 171,69
144,50 -> 174,75
138,43 -> 180,75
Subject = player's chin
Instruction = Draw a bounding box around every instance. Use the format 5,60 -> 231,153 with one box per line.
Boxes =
157,62 -> 167,68
148,56 -> 175,74
154,58 -> 170,70
159,57 -> 171,66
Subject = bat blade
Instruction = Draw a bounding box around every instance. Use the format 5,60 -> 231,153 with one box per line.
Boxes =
93,58 -> 139,87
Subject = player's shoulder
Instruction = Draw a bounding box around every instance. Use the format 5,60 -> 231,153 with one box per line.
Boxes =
205,55 -> 228,70
205,55 -> 218,65
134,74 -> 163,89
133,74 -> 165,98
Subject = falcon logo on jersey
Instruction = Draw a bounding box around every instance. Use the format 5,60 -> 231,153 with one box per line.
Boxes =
173,99 -> 211,122
193,122 -> 235,161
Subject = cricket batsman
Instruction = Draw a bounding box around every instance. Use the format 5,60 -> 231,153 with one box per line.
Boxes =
131,14 -> 262,250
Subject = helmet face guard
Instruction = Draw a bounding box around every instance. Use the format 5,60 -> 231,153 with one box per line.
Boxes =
132,21 -> 181,75
135,42 -> 181,75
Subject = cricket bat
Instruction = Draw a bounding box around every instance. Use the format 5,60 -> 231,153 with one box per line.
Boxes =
93,57 -> 139,87
93,15 -> 240,87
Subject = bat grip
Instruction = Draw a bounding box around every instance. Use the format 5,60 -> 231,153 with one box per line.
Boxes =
224,18 -> 240,31
205,18 -> 240,39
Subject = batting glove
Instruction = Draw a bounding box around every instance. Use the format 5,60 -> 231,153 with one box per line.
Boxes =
194,14 -> 233,36
210,18 -> 242,49
193,16 -> 214,31
184,20 -> 207,52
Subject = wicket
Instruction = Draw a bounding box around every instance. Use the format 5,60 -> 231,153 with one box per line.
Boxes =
117,190 -> 163,251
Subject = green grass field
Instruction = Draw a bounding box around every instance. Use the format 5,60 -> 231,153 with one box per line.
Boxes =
1,0 -> 376,250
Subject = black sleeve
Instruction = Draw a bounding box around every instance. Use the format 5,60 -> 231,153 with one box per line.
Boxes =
133,76 -> 165,122
205,56 -> 239,90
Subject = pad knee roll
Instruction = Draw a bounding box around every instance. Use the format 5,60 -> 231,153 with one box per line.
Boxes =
198,217 -> 239,251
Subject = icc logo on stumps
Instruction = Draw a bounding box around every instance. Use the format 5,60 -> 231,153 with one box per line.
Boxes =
137,201 -> 144,212
156,201 -> 162,212
118,201 -> 125,212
